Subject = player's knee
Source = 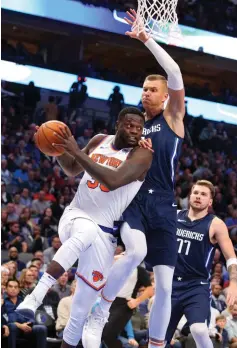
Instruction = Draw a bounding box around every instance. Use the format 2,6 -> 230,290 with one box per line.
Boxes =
153,265 -> 173,296
127,240 -> 147,266
190,323 -> 208,337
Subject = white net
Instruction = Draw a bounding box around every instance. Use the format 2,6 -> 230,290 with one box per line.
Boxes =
136,0 -> 182,43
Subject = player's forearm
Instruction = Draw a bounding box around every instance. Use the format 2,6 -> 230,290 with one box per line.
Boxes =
228,263 -> 237,284
136,286 -> 153,305
56,153 -> 83,177
72,150 -> 121,190
144,38 -> 183,90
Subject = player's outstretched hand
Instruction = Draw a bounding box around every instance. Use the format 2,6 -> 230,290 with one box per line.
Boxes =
52,126 -> 80,157
139,138 -> 154,152
226,281 -> 237,307
124,8 -> 150,43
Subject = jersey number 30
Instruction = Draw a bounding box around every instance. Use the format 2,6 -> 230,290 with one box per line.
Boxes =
87,178 -> 110,192
177,238 -> 191,256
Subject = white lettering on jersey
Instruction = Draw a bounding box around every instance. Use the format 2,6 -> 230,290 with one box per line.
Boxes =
176,228 -> 204,241
143,124 -> 161,135
69,135 -> 143,228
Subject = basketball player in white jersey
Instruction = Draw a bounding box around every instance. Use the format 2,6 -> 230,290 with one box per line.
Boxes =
16,107 -> 153,348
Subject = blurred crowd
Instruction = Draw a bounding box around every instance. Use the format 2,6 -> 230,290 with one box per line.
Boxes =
78,0 -> 237,37
2,40 -> 237,107
1,83 -> 237,347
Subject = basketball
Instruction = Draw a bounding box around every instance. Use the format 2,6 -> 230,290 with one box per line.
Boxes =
35,121 -> 71,157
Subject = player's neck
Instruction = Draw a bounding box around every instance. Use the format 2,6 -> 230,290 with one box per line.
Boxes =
145,106 -> 163,120
113,137 -> 127,150
188,208 -> 208,221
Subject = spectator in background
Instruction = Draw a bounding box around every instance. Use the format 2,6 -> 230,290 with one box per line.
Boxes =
53,272 -> 71,300
107,85 -> 124,132
5,261 -> 18,280
198,122 -> 216,151
31,191 -> 50,216
1,182 -> 12,207
213,122 -> 228,152
18,268 -> 36,298
30,225 -> 49,253
215,315 -> 229,348
43,235 -> 61,265
1,159 -> 12,186
44,96 -> 58,121
77,128 -> 94,148
28,265 -> 40,284
25,171 -> 41,193
20,188 -> 32,208
26,250 -> 47,272
225,210 -> 237,235
39,208 -> 58,239
3,279 -> 47,348
1,266 -> 10,294
211,284 -> 227,313
12,162 -> 29,187
6,203 -> 19,223
51,195 -> 65,221
12,193 -> 24,216
225,304 -> 237,348
213,193 -> 228,220
23,81 -> 41,114
2,246 -> 26,271
7,222 -> 27,253
56,280 -> 76,338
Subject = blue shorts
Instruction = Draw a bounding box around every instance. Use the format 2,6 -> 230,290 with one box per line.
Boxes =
165,278 -> 211,343
123,190 -> 178,267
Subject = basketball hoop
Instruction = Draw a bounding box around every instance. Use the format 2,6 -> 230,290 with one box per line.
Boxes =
136,0 -> 182,44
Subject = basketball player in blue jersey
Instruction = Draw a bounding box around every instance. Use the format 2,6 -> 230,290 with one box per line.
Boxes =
82,9 -> 185,348
165,180 -> 237,348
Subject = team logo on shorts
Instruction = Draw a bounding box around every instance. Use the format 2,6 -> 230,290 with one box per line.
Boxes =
92,270 -> 104,282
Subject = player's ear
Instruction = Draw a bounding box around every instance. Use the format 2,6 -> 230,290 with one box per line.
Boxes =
209,199 -> 213,207
162,92 -> 169,103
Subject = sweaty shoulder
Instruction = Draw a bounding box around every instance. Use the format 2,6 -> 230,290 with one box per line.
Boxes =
83,134 -> 107,155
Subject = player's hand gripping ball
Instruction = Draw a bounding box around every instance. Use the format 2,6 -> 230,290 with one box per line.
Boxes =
34,121 -> 71,157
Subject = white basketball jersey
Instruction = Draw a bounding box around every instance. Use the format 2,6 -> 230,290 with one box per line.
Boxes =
70,135 -> 143,228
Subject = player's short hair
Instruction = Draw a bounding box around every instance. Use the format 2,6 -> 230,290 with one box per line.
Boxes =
117,107 -> 145,123
191,180 -> 215,199
144,74 -> 168,92
145,74 -> 167,83
215,315 -> 226,322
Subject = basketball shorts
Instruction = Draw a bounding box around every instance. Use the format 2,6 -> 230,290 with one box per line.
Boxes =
58,207 -> 117,290
123,189 -> 178,267
165,278 -> 211,343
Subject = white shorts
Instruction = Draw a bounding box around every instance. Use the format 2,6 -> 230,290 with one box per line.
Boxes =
58,206 -> 117,290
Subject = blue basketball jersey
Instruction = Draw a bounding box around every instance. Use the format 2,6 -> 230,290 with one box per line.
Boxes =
142,112 -> 183,195
174,209 -> 216,280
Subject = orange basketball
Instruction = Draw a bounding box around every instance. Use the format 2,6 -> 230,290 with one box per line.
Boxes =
35,121 -> 71,157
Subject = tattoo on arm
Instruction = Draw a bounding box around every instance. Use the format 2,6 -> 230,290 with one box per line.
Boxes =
228,264 -> 237,283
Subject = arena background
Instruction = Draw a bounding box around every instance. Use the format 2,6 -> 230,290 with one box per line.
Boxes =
1,0 -> 237,347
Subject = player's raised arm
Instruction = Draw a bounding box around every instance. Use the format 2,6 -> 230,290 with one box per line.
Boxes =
53,133 -> 152,190
211,217 -> 237,306
124,9 -> 185,120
